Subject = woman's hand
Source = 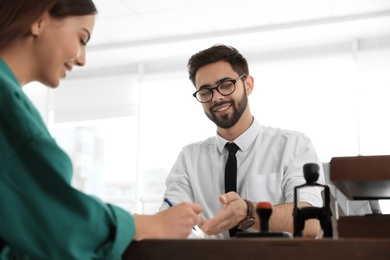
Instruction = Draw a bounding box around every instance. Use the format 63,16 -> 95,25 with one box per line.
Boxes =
133,202 -> 203,240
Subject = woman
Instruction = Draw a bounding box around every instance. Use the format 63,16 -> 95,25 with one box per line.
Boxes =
0,1 -> 203,259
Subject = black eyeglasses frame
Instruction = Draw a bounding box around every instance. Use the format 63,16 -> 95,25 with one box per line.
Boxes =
192,74 -> 247,103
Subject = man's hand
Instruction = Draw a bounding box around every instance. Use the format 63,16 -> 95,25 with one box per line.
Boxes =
199,192 -> 247,235
198,195 -> 321,238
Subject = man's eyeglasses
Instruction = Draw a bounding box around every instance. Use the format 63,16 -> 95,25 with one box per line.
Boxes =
192,74 -> 247,103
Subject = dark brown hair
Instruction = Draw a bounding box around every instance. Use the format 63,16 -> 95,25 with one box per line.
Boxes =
0,0 -> 97,50
187,44 -> 249,86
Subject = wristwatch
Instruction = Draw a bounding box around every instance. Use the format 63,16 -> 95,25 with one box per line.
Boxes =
237,199 -> 255,229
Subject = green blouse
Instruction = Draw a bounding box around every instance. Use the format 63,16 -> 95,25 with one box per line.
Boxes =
0,59 -> 135,259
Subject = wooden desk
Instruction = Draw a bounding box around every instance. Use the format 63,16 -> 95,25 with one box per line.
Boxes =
122,238 -> 390,259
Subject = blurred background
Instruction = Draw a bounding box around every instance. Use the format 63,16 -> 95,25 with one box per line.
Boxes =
24,0 -> 390,214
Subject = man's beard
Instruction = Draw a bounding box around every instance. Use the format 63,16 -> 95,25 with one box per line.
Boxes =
205,91 -> 248,129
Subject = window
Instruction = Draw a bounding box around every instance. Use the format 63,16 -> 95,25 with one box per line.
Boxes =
24,45 -> 390,214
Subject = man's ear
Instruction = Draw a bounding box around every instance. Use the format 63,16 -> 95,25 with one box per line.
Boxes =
245,75 -> 254,95
30,11 -> 49,36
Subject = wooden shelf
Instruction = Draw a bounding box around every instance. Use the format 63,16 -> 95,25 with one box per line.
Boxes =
330,155 -> 390,200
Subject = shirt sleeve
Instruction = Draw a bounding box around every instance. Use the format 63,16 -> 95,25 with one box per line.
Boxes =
160,149 -> 195,211
0,132 -> 135,260
282,132 -> 325,207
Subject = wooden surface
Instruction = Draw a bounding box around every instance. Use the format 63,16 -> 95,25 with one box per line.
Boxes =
338,215 -> 390,238
122,238 -> 390,260
330,155 -> 390,199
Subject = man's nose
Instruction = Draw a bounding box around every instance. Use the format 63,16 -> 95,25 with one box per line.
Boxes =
211,88 -> 224,102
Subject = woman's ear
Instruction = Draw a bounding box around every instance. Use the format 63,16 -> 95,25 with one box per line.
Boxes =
30,11 -> 49,36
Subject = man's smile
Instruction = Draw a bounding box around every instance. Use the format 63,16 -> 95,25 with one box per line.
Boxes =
214,104 -> 231,113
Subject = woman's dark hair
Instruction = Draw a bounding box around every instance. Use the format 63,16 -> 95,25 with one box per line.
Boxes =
0,0 -> 97,50
187,44 -> 249,86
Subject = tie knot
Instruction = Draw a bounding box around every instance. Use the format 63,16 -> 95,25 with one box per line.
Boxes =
225,142 -> 239,154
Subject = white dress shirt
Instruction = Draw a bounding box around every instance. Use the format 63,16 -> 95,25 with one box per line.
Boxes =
161,118 -> 324,239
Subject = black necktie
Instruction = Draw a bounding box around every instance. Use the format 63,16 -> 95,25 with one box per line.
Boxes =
224,142 -> 239,237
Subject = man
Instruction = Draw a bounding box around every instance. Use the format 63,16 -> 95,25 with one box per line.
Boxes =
160,44 -> 324,239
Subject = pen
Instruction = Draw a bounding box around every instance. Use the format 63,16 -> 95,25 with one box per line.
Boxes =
164,198 -> 197,231
163,197 -> 174,207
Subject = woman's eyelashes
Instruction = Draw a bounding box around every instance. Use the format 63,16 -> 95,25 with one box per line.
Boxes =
80,38 -> 87,46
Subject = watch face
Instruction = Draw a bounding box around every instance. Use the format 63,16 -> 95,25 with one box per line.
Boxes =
238,218 -> 255,229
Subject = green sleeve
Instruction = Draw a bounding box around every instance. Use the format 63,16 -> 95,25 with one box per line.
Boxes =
0,61 -> 135,259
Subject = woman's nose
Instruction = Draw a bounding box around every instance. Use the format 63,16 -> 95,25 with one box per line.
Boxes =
75,48 -> 86,66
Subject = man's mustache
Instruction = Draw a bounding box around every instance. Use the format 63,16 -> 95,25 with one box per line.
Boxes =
210,101 -> 233,111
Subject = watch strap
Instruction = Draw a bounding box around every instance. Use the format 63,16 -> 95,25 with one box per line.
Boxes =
244,199 -> 255,219
237,199 -> 255,229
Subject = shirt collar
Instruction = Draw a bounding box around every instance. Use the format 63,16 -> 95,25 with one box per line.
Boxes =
216,117 -> 260,153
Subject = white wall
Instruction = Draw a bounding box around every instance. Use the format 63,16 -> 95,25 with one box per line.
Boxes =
23,32 -> 390,214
